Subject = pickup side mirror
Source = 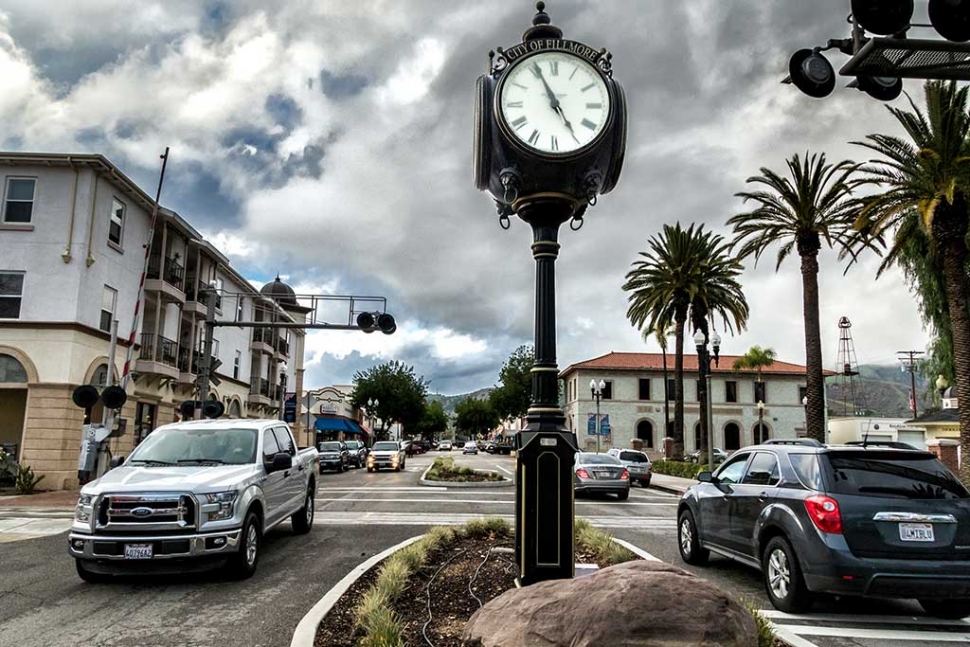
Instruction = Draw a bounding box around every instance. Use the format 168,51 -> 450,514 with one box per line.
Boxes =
109,455 -> 126,470
267,452 -> 293,473
696,471 -> 715,483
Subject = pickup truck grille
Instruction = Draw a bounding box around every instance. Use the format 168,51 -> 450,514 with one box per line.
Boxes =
96,494 -> 196,531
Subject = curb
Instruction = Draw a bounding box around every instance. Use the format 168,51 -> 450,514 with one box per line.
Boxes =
647,482 -> 687,497
611,537 -> 662,562
290,534 -> 425,647
418,463 -> 513,488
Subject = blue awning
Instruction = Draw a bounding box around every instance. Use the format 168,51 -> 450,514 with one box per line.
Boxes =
314,416 -> 368,436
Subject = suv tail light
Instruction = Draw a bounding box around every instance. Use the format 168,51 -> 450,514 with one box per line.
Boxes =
804,495 -> 842,534
576,468 -> 591,479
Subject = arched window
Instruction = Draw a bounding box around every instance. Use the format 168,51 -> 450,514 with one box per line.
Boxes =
91,364 -> 109,387
694,422 -> 702,453
0,354 -> 28,383
724,423 -> 741,451
754,423 -> 770,444
636,420 -> 654,448
228,400 -> 242,419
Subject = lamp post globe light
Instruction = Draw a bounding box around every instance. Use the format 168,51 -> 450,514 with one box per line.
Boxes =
590,379 -> 606,454
474,2 -> 627,585
367,398 -> 379,441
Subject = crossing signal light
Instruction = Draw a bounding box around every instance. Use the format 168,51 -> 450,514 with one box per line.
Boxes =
930,0 -> 970,42
377,313 -> 397,335
356,312 -> 376,333
851,0 -> 914,36
855,75 -> 904,101
789,49 -> 836,98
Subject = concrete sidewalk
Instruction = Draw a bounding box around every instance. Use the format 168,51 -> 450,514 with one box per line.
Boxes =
0,490 -> 79,508
648,473 -> 694,496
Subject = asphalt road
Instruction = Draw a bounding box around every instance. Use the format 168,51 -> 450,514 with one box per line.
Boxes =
0,450 -> 968,647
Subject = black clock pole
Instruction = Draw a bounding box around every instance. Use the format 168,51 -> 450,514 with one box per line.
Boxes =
514,194 -> 579,586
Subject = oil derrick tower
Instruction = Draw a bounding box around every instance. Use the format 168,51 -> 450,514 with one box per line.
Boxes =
834,317 -> 867,417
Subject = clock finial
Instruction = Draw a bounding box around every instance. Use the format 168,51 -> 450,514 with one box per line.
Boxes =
523,1 -> 562,41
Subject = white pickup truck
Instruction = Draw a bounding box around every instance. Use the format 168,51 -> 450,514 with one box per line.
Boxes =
69,419 -> 319,581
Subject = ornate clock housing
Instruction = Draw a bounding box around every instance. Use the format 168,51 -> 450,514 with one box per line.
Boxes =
474,3 -> 627,217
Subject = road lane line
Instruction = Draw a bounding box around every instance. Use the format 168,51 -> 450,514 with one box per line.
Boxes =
767,625 -> 820,647
317,487 -> 448,492
759,610 -> 970,627
494,465 -> 513,475
315,497 -> 675,506
782,625 -> 970,641
611,537 -> 662,562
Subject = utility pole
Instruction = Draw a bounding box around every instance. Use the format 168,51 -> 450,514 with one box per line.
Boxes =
898,350 -> 924,419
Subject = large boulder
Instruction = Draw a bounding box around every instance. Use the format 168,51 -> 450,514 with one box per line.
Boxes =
462,560 -> 758,647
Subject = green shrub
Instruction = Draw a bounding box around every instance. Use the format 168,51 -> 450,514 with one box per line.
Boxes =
375,557 -> 410,601
463,517 -> 511,539
652,460 -> 706,479
14,464 -> 44,494
575,518 -> 636,565
424,456 -> 505,482
355,588 -> 391,631
358,607 -> 404,647
0,449 -> 17,483
740,598 -> 776,647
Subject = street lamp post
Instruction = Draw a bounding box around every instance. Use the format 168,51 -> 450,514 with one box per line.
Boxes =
757,400 -> 766,443
367,397 -> 379,443
693,329 -> 720,472
590,379 -> 606,454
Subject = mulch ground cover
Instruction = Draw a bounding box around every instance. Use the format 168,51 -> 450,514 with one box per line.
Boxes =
316,533 -> 527,647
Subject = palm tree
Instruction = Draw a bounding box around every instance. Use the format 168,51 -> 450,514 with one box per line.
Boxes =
644,322 -> 671,441
733,345 -> 778,442
853,80 -> 970,482
728,152 -> 874,443
624,223 -> 749,460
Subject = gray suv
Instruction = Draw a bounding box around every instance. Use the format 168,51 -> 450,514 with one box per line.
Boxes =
607,448 -> 652,487
677,439 -> 970,618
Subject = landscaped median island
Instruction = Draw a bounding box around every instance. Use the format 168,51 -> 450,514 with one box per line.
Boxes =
312,517 -> 778,647
651,459 -> 706,479
422,457 -> 507,484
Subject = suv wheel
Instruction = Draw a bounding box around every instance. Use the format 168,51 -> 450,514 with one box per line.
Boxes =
677,509 -> 708,565
226,511 -> 261,580
762,536 -> 813,613
919,599 -> 970,619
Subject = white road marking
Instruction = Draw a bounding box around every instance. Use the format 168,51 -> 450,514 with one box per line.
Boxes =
315,497 -> 675,506
317,487 -> 448,492
781,625 -> 970,642
759,610 -> 970,627
313,512 -> 676,530
767,625 -> 820,647
494,464 -> 513,475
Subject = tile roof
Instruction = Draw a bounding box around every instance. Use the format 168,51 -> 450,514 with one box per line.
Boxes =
907,408 -> 959,425
561,351 -> 820,377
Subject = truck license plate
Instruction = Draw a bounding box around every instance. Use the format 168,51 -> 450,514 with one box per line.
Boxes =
899,523 -> 935,542
124,543 -> 153,559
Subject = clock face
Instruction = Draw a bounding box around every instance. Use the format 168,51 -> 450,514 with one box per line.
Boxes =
499,51 -> 611,155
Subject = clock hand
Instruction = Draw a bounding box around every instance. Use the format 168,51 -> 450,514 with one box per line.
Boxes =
531,62 -> 560,110
552,104 -> 582,145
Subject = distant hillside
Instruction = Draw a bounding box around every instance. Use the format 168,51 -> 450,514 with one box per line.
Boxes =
428,388 -> 493,415
825,364 -> 927,418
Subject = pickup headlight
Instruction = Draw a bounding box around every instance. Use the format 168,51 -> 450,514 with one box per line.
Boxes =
205,491 -> 238,521
75,493 -> 94,522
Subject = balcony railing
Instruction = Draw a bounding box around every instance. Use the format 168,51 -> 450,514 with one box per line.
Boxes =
178,346 -> 219,376
276,337 -> 290,356
139,333 -> 178,368
251,377 -> 269,397
147,255 -> 185,291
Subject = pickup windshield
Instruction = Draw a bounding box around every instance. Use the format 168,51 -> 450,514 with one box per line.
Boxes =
373,442 -> 399,451
128,427 -> 257,466
319,442 -> 343,452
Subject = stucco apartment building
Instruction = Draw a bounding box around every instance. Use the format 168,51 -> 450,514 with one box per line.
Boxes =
561,352 -> 810,457
0,152 -> 307,489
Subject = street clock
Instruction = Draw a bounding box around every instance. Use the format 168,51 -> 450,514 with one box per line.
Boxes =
475,2 -> 626,222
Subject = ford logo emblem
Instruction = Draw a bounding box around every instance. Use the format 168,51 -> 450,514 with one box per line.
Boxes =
131,507 -> 154,518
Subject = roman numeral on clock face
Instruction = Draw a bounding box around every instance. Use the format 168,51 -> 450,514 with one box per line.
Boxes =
550,135 -> 558,151
549,61 -> 559,76
511,116 -> 528,130
581,118 -> 598,130
586,102 -> 603,109
528,129 -> 540,145
506,101 -> 523,108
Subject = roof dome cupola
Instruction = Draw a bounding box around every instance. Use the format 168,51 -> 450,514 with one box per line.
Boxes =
260,275 -> 297,307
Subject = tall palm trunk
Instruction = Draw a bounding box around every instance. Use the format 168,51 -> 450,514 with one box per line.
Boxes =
799,235 -> 826,442
673,309 -> 687,460
662,347 -> 670,444
936,201 -> 970,484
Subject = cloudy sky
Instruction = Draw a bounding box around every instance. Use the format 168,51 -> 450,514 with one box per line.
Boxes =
0,0 -> 934,394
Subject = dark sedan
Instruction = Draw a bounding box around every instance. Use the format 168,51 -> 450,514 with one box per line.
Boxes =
677,439 -> 970,618
317,441 -> 349,473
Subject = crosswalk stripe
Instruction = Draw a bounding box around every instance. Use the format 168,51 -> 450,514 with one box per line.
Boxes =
315,497 -> 675,506
760,610 -> 970,627
313,512 -> 676,530
780,625 -> 970,642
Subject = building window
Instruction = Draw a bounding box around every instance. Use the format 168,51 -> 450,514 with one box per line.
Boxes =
754,381 -> 767,403
212,339 -> 220,361
236,296 -> 244,323
109,199 -> 125,247
601,380 -> 613,400
234,350 -> 241,380
725,380 -> 738,403
799,386 -> 808,404
100,286 -> 117,333
0,271 -> 24,319
667,378 -> 675,401
0,354 -> 28,383
214,277 -> 224,310
724,422 -> 741,450
3,178 -> 35,223
636,420 -> 654,448
638,378 -> 651,401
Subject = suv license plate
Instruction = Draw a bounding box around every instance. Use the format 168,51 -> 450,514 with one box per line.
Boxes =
124,543 -> 153,559
899,523 -> 935,542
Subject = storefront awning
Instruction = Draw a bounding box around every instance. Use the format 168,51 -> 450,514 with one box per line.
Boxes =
314,416 -> 369,436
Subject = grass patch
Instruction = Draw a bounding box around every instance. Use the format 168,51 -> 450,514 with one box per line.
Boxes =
574,518 -> 637,566
424,457 -> 505,483
741,597 -> 777,647
352,518 -> 511,646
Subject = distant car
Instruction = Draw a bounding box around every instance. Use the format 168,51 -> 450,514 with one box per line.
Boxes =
688,448 -> 729,464
344,439 -> 368,468
678,440 -> 970,618
486,440 -> 514,455
574,452 -> 629,500
439,440 -> 453,451
607,448 -> 652,487
368,441 -> 406,472
318,441 -> 349,473
462,441 -> 479,455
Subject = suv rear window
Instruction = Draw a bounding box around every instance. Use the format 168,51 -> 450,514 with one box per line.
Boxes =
619,451 -> 648,463
821,451 -> 969,500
